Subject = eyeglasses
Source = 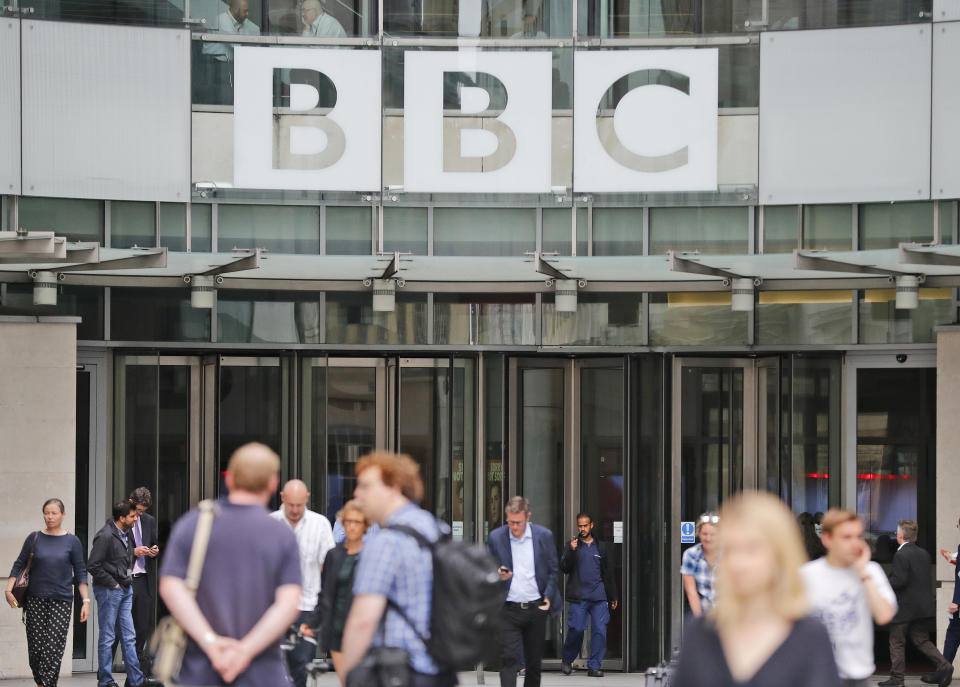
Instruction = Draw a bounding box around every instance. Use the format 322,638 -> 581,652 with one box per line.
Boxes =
700,515 -> 720,524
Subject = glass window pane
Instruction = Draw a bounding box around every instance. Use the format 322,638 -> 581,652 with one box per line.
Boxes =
383,207 -> 427,255
542,292 -> 643,345
159,203 -> 187,252
542,208 -> 587,256
770,0 -> 932,31
325,292 -> 427,344
593,208 -> 643,256
20,0 -> 185,25
111,201 -> 156,249
219,204 -> 320,254
1,284 -> 104,340
650,207 -> 748,255
756,291 -> 852,344
762,205 -> 799,253
384,0 -> 572,37
434,208 -> 535,257
326,206 -> 372,255
218,290 -> 324,343
191,204 -> 213,252
803,204 -> 851,251
434,294 -> 536,345
942,201 -> 955,245
859,201 -> 934,250
19,197 -> 103,244
859,288 -> 955,344
649,292 -> 747,345
110,288 -> 211,341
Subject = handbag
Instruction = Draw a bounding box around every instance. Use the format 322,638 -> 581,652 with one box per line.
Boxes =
11,532 -> 39,608
345,646 -> 412,687
149,500 -> 218,685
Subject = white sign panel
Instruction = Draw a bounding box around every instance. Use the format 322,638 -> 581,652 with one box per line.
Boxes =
403,50 -> 552,193
574,49 -> 718,193
613,521 -> 623,544
233,47 -> 381,191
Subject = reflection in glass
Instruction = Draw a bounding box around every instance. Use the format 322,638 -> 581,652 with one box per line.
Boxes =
542,208 -> 587,256
326,365 -> 377,521
20,0 -> 184,25
859,288 -> 954,344
19,197 -> 103,244
650,207 -> 748,255
326,292 -> 428,344
0,285 -> 104,341
384,0 -> 572,36
592,209 -> 643,256
680,366 -> 744,518
383,207 -> 428,255
649,293 -> 747,345
483,355 -> 506,539
73,369 -> 91,658
111,288 -> 211,342
218,290 -> 324,343
111,201 -> 156,249
399,366 -> 449,518
159,203 -> 187,252
518,366 -> 565,659
327,206 -> 373,255
219,204 -> 320,254
859,201 -> 934,250
191,204 -> 213,252
542,293 -> 643,345
803,204 -> 852,251
434,208 -> 535,256
580,365 -> 624,661
762,205 -> 799,254
756,291 -> 852,345
434,294 -> 536,345
857,367 -> 936,561
218,363 -> 284,489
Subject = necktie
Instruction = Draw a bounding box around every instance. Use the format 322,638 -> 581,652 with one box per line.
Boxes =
135,520 -> 144,564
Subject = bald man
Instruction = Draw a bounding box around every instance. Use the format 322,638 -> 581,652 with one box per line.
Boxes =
270,479 -> 334,687
159,443 -> 301,687
202,0 -> 260,63
301,0 -> 346,37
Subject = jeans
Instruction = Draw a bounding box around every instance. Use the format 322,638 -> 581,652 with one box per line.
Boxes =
498,604 -> 547,687
94,585 -> 143,687
561,600 -> 610,670
285,610 -> 317,687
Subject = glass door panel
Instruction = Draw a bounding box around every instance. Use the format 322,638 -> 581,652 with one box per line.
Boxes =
578,362 -> 625,668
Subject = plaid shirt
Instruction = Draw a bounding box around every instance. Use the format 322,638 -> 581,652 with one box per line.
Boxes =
353,503 -> 442,674
680,543 -> 717,611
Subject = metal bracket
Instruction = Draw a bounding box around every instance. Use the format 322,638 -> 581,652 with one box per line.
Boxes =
197,248 -> 261,277
57,247 -> 168,273
898,243 -> 960,267
793,249 -> 911,278
669,251 -> 751,283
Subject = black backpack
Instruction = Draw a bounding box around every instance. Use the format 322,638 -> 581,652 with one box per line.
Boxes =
386,523 -> 507,670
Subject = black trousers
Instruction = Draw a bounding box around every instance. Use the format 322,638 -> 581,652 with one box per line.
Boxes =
889,620 -> 950,680
113,575 -> 154,674
498,603 -> 548,687
944,615 -> 960,663
411,671 -> 458,687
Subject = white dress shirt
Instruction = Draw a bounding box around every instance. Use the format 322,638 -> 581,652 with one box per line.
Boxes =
270,508 -> 335,611
303,11 -> 347,37
507,523 -> 540,603
202,10 -> 261,62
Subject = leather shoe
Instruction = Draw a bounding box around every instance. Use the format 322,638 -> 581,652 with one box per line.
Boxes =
560,662 -> 573,675
924,674 -> 941,684
102,682 -> 120,687
878,679 -> 904,687
937,665 -> 955,687
587,669 -> 604,677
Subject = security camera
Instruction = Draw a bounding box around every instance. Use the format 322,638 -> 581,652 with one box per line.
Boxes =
896,354 -> 908,364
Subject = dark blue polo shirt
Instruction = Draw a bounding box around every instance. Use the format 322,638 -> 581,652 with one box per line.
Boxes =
577,539 -> 606,602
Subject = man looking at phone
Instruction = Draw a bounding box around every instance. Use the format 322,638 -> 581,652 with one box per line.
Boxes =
486,496 -> 560,687
559,513 -> 618,677
800,509 -> 897,687
124,488 -> 160,683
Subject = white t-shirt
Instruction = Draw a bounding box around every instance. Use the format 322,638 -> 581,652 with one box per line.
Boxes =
800,557 -> 898,680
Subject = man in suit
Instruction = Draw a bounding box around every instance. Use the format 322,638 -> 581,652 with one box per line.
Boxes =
126,487 -> 160,680
881,519 -> 953,687
486,496 -> 560,687
559,512 -> 618,678
926,518 -> 960,683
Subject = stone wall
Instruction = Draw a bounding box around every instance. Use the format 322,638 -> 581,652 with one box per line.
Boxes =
0,318 -> 77,679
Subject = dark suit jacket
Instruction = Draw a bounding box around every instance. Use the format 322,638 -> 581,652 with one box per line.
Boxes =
953,549 -> 960,607
89,519 -> 135,588
889,541 -> 936,623
307,544 -> 353,653
559,538 -> 618,604
486,523 -> 561,615
126,511 -> 159,581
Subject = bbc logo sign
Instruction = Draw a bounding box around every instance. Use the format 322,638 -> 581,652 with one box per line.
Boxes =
233,47 -> 718,194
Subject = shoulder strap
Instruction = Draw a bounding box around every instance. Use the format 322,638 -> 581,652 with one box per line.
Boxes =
385,523 -> 434,549
184,500 -> 219,595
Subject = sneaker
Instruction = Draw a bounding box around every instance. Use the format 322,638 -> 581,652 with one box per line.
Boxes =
878,679 -> 904,687
561,662 -> 573,675
587,669 -> 605,677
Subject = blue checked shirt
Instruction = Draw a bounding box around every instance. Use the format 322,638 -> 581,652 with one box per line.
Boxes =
680,543 -> 717,611
353,503 -> 443,674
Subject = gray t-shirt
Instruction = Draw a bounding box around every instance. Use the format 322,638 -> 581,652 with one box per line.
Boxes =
160,498 -> 301,687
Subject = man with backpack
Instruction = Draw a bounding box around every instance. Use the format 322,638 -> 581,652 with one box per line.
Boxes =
486,496 -> 561,687
340,451 -> 457,687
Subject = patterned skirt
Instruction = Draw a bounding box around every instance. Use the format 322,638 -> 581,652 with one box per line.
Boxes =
24,596 -> 72,687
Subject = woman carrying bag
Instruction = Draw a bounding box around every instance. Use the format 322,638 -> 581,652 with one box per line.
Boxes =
301,500 -> 369,678
5,498 -> 89,687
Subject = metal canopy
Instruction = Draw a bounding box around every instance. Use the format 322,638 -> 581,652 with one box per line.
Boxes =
2,245 -> 960,290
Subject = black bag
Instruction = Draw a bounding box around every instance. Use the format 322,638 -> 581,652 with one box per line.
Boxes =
387,523 -> 506,670
11,532 -> 39,608
345,646 -> 411,687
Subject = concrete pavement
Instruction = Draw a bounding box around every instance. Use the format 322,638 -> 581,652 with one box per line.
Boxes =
0,673 -> 940,686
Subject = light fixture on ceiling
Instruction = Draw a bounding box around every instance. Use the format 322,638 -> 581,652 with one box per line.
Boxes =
730,278 -> 755,312
554,279 -> 578,313
372,278 -> 396,312
895,274 -> 919,310
31,270 -> 61,306
187,274 -> 216,309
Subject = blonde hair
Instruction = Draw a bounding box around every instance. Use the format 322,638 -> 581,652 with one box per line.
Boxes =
336,499 -> 370,528
712,492 -> 808,629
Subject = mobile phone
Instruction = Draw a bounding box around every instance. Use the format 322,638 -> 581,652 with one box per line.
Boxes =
498,565 -> 511,573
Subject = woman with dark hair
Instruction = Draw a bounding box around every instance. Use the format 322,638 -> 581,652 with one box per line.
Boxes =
798,512 -> 826,561
5,498 -> 88,687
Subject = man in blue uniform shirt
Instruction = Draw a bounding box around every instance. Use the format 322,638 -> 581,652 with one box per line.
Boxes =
559,512 -> 618,678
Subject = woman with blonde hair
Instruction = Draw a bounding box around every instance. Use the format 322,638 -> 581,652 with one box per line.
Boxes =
301,499 -> 369,677
674,492 -> 841,687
